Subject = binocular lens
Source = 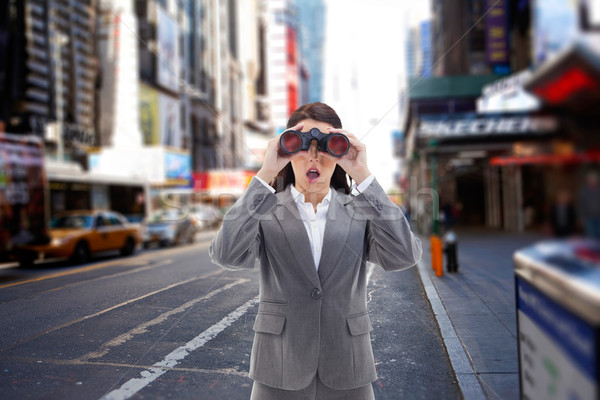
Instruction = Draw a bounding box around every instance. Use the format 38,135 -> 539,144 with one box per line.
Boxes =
279,129 -> 349,157
328,134 -> 349,156
280,131 -> 302,153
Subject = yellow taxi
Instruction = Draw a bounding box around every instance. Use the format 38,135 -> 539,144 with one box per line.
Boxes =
17,210 -> 141,266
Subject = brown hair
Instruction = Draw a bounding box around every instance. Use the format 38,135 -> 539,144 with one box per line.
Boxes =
269,102 -> 351,194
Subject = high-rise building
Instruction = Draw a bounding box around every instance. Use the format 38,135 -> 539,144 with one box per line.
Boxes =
295,0 -> 326,103
0,0 -> 99,160
405,27 -> 419,79
265,0 -> 300,133
97,0 -> 142,148
406,20 -> 433,79
420,21 -> 433,77
190,0 -> 219,171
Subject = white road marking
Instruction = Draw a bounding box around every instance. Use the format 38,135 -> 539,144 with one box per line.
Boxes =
80,278 -> 249,361
2,270 -> 223,352
100,296 -> 259,400
1,355 -> 249,378
31,259 -> 175,298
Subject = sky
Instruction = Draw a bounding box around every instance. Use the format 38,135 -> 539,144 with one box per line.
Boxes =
322,0 -> 430,191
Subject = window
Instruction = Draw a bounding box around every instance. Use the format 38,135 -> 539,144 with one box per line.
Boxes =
108,214 -> 124,226
95,216 -> 106,228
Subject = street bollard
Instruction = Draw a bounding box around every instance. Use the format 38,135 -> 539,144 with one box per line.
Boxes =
443,230 -> 459,273
430,235 -> 444,277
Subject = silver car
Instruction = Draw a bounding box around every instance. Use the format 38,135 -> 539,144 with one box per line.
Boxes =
142,208 -> 198,248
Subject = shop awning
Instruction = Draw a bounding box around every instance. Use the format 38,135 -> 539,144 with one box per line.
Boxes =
192,170 -> 256,196
408,75 -> 503,99
490,150 -> 600,166
524,41 -> 600,108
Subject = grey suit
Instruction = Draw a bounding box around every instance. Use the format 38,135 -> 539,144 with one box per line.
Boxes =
209,177 -> 422,391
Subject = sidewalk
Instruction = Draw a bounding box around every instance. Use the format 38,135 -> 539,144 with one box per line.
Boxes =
418,228 -> 545,400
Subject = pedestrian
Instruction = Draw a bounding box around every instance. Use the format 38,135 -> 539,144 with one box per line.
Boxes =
579,171 -> 600,239
209,102 -> 422,400
441,200 -> 457,232
549,189 -> 577,238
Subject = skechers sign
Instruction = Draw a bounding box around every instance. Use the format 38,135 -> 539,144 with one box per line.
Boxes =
418,116 -> 558,139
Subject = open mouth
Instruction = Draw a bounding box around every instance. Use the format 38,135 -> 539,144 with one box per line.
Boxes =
306,168 -> 320,183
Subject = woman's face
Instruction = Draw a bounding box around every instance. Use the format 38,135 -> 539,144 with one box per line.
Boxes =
290,119 -> 338,195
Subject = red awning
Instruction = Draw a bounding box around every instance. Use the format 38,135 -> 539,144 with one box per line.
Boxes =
490,150 -> 600,166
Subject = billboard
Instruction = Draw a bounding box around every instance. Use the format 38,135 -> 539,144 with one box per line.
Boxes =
486,0 -> 509,66
139,84 -> 159,145
156,7 -> 180,92
165,151 -> 191,185
159,94 -> 181,148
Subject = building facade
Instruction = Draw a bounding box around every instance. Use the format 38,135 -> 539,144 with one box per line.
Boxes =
265,0 -> 300,133
404,0 -> 600,235
0,0 -> 98,162
295,0 -> 325,103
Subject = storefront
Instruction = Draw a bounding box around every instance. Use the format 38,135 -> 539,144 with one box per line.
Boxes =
88,146 -> 192,216
404,51 -> 600,234
407,110 -> 561,233
519,40 -> 600,234
47,160 -> 149,222
192,169 -> 256,210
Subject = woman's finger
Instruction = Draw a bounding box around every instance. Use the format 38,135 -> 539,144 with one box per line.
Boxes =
288,121 -> 304,132
327,128 -> 362,145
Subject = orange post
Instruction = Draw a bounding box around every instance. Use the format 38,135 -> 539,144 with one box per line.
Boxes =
430,235 -> 444,277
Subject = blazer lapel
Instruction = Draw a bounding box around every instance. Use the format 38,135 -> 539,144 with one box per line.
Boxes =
275,187 -> 321,288
317,189 -> 354,284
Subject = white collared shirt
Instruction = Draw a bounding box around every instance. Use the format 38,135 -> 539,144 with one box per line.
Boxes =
290,184 -> 331,270
253,175 -> 375,270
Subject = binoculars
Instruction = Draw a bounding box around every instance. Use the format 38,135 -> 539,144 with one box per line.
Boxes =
279,128 -> 350,157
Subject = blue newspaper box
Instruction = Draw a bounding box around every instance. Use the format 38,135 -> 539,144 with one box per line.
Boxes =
514,239 -> 600,400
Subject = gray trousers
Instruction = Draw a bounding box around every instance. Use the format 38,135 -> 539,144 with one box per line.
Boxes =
250,375 -> 375,400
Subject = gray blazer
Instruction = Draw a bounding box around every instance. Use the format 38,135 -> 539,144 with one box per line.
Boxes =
209,177 -> 422,391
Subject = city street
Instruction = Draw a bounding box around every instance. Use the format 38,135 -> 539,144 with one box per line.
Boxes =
0,231 -> 460,400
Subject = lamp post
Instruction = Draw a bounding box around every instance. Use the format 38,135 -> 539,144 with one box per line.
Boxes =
52,31 -> 69,161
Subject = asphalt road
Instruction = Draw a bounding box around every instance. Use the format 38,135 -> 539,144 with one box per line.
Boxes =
0,233 -> 461,400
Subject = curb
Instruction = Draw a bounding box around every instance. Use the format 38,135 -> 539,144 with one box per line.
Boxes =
416,258 -> 487,400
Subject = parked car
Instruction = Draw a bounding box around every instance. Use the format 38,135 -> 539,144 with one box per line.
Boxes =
16,210 -> 141,267
142,208 -> 198,248
188,204 -> 222,230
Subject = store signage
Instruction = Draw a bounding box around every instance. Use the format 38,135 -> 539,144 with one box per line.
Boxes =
482,70 -> 531,97
532,66 -> 598,105
419,116 -> 557,139
63,124 -> 96,147
486,0 -> 509,65
478,69 -> 540,113
39,119 -> 96,147
193,170 -> 255,196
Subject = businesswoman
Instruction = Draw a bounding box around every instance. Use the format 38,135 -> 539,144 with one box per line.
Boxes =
209,102 -> 422,400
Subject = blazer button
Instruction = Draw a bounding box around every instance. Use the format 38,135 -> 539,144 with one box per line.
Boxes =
249,204 -> 256,210
256,194 -> 264,201
311,288 -> 322,299
368,195 -> 375,201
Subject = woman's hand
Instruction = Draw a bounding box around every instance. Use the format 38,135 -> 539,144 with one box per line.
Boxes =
256,122 -> 304,183
325,128 -> 371,185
